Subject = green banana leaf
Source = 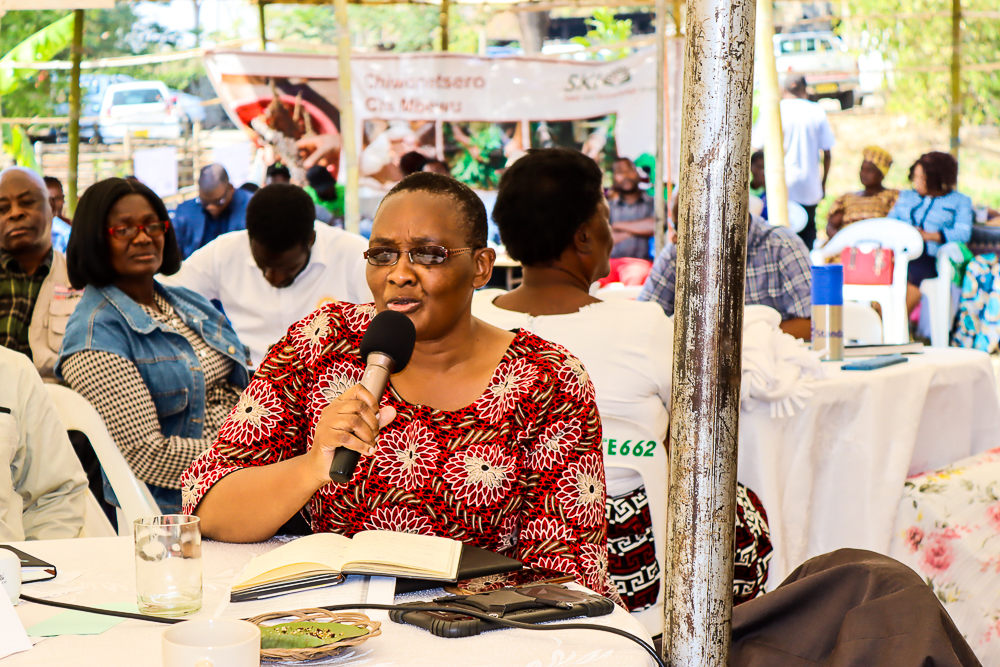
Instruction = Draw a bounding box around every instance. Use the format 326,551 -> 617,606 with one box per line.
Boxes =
3,125 -> 41,173
0,13 -> 75,96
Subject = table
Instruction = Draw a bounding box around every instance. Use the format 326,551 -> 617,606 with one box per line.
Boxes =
6,537 -> 655,667
737,348 -> 1000,589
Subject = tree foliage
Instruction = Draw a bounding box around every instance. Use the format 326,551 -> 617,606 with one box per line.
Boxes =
570,7 -> 634,60
0,5 -> 184,118
263,3 -> 486,54
848,0 -> 1000,126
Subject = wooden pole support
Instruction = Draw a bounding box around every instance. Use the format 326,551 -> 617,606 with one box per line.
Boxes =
653,0 -> 667,255
67,9 -> 85,215
334,0 -> 360,234
950,0 -> 962,159
755,0 -> 789,229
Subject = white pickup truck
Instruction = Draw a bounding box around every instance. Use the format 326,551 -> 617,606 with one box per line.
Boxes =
773,31 -> 860,109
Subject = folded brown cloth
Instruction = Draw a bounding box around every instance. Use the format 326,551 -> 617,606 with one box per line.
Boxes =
731,548 -> 982,667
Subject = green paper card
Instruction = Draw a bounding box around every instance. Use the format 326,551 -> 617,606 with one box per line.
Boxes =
27,602 -> 138,637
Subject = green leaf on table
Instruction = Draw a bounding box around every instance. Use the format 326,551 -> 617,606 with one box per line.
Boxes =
260,621 -> 368,649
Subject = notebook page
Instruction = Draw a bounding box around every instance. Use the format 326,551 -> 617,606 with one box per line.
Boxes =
347,531 -> 461,576
234,533 -> 354,587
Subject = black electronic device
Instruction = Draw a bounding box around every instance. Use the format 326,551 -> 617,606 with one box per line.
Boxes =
389,584 -> 615,638
329,310 -> 416,484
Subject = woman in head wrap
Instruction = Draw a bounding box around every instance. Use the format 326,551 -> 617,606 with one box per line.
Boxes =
825,145 -> 899,238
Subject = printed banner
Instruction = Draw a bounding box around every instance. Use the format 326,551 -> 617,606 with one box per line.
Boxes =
204,45 -> 683,187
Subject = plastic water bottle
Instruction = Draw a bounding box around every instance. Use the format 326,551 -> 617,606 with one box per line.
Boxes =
811,265 -> 844,361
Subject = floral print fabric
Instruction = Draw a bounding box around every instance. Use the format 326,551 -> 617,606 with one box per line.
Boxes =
181,302 -> 620,603
952,253 -> 1000,352
889,446 -> 1000,663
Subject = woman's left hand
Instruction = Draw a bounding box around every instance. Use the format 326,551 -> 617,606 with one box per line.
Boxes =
919,229 -> 943,243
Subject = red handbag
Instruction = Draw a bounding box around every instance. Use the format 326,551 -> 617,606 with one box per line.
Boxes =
841,246 -> 895,285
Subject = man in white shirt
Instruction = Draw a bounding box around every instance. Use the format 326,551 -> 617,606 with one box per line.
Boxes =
0,346 -> 87,541
751,75 -> 835,250
161,184 -> 372,367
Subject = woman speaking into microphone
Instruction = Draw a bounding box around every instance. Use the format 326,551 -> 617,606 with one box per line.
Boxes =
183,173 -> 620,603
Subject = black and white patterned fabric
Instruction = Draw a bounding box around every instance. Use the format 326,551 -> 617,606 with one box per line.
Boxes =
61,293 -> 241,489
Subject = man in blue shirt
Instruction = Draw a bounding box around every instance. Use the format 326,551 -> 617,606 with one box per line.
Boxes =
172,164 -> 252,258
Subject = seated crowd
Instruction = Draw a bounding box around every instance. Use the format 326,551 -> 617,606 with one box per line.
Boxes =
0,146 -> 986,665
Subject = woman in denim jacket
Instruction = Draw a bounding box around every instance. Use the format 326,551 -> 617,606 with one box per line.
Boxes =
56,178 -> 250,514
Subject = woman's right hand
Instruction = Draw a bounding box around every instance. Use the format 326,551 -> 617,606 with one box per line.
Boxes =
307,384 -> 397,484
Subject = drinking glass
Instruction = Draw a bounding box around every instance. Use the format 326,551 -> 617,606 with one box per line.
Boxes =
134,515 -> 203,617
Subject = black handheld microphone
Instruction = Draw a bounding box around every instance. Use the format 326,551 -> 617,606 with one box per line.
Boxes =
329,309 -> 416,484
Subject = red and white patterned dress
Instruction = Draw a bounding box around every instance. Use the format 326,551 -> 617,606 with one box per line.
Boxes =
181,302 -> 621,604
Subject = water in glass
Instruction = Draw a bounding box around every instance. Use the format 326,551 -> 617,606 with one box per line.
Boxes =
134,515 -> 202,616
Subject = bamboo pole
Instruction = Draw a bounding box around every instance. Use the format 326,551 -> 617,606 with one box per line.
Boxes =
755,0 -> 788,229
653,0 -> 666,256
672,0 -> 681,34
440,0 -> 450,51
950,0 -> 961,159
67,9 -> 84,215
335,0 -> 360,233
663,0 -> 756,662
259,2 -> 268,51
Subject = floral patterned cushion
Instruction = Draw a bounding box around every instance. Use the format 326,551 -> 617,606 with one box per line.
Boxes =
889,445 -> 1000,663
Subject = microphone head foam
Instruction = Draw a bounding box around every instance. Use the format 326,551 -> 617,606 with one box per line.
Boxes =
359,309 -> 417,372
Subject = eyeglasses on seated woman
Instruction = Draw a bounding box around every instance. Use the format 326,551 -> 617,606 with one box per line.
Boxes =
55,177 -> 250,516
182,172 -> 622,605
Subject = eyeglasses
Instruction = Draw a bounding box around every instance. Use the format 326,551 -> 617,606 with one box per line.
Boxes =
364,246 -> 475,266
107,220 -> 170,241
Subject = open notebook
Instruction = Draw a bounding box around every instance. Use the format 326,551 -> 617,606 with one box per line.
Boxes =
231,531 -> 462,600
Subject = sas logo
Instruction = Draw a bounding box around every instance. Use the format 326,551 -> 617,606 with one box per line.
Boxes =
565,66 -> 632,92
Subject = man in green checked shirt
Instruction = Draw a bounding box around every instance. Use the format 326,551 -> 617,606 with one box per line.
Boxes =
0,167 -> 81,378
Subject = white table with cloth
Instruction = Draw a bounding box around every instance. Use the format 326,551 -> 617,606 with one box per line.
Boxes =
4,537 -> 656,667
738,347 -> 1000,589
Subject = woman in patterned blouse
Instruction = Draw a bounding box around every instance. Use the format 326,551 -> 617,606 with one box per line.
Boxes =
183,173 -> 621,603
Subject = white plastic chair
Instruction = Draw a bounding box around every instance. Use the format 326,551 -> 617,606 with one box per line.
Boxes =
81,490 -> 116,538
920,243 -> 960,347
601,415 -> 668,637
45,384 -> 160,536
842,301 -> 883,345
811,218 -> 924,344
596,284 -> 644,301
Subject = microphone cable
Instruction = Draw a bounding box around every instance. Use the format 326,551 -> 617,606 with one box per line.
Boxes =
18,595 -> 666,667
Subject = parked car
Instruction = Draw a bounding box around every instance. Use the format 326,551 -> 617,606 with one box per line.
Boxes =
98,81 -> 183,142
772,31 -> 860,109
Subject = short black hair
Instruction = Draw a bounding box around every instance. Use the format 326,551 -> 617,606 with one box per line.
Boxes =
67,177 -> 180,290
239,182 -> 260,194
399,151 -> 429,177
380,172 -> 487,247
909,151 -> 958,193
750,150 -> 764,164
492,148 -> 603,266
266,164 -> 291,180
246,184 -> 316,253
785,75 -> 807,93
43,176 -> 63,190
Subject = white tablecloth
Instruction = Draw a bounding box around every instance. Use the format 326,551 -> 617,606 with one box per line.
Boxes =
5,537 -> 655,667
738,348 -> 1000,589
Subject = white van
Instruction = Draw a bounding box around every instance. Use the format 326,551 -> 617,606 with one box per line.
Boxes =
98,81 -> 183,142
772,32 -> 860,109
